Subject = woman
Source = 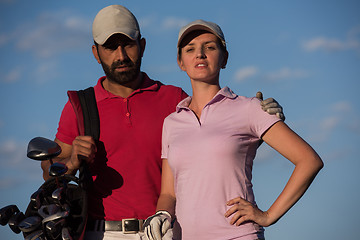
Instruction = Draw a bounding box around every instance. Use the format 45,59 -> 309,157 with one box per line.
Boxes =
145,20 -> 323,240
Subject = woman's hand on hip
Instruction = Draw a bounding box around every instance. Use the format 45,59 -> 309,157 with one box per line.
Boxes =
225,197 -> 272,227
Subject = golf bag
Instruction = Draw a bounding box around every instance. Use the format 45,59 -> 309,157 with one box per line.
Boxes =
31,87 -> 98,239
23,172 -> 88,239
0,87 -> 99,239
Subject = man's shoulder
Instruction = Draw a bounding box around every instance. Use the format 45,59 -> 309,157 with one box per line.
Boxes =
157,82 -> 183,91
148,79 -> 186,97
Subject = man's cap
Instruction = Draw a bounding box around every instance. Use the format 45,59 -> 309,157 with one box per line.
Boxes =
177,19 -> 226,48
92,5 -> 140,45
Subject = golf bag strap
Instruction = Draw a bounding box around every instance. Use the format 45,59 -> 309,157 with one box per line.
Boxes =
67,87 -> 99,189
67,87 -> 100,140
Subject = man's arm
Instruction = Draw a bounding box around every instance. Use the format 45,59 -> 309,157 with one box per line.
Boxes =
41,136 -> 96,180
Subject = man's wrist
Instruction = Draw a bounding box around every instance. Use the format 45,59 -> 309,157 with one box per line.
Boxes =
64,158 -> 79,175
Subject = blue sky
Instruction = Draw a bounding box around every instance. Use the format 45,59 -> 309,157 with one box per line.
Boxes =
0,0 -> 359,239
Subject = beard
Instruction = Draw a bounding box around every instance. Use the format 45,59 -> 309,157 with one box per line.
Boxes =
100,57 -> 142,85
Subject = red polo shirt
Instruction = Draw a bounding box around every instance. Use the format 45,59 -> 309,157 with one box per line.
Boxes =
56,73 -> 187,220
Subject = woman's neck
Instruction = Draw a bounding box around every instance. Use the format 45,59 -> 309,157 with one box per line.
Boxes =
189,81 -> 221,119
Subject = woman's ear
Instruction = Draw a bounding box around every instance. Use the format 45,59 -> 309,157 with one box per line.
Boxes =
177,57 -> 186,71
221,50 -> 229,69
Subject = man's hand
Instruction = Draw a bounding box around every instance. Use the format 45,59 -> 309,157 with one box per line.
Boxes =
256,91 -> 285,121
144,211 -> 172,240
67,136 -> 97,174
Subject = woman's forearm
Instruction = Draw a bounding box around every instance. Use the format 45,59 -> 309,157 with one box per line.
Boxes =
262,122 -> 324,226
265,156 -> 323,225
156,194 -> 176,219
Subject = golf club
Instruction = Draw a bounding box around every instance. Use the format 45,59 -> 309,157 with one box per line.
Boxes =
49,162 -> 68,188
42,205 -> 70,224
52,187 -> 65,204
30,188 -> 44,210
38,204 -> 60,219
0,205 -> 19,226
61,227 -> 73,240
24,229 -> 45,240
18,215 -> 42,233
27,137 -> 62,163
8,211 -> 25,234
45,218 -> 66,239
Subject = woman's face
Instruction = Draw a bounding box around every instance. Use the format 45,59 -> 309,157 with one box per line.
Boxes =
178,31 -> 228,84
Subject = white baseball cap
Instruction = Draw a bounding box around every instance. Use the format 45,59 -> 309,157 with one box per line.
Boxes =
92,5 -> 140,45
177,19 -> 226,48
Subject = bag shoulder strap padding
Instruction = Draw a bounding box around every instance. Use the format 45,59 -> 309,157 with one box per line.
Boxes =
67,87 -> 99,190
67,87 -> 100,140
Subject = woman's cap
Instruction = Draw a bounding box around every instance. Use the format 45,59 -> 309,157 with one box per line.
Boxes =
92,5 -> 140,45
177,19 -> 226,48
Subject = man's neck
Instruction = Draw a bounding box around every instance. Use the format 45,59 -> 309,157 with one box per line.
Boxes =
102,72 -> 143,98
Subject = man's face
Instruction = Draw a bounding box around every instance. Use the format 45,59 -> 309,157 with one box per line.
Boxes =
94,34 -> 143,85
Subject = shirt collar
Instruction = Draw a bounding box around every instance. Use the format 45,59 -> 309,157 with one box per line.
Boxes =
176,86 -> 237,112
94,72 -> 160,101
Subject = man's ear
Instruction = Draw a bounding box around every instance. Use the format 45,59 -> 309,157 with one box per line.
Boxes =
92,45 -> 101,64
139,38 -> 146,57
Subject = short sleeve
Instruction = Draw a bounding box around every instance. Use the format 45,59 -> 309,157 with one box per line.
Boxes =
55,100 -> 79,145
161,118 -> 170,159
247,97 -> 282,138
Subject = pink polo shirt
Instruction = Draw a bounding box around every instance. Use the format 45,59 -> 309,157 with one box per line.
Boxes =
56,73 -> 187,221
162,87 -> 281,240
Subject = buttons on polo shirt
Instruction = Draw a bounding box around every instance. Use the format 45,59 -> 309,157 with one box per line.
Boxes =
126,112 -> 130,117
123,99 -> 127,102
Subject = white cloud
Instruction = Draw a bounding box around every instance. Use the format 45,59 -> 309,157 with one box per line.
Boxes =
34,61 -> 58,84
302,25 -> 360,53
0,33 -> 9,46
0,139 -> 42,175
321,116 -> 340,131
0,177 -> 19,190
349,117 -> 360,134
302,37 -> 346,52
307,100 -> 358,143
2,9 -> 91,58
3,67 -> 22,83
233,66 -> 308,83
162,17 -> 189,30
264,67 -> 309,82
139,15 -> 189,33
332,101 -> 352,113
234,66 -> 258,82
0,139 -> 25,167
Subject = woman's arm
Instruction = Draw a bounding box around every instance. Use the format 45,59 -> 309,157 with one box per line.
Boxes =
143,159 -> 177,240
225,121 -> 323,227
156,158 -> 176,218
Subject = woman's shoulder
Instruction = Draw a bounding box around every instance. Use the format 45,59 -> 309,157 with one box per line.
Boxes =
230,94 -> 262,110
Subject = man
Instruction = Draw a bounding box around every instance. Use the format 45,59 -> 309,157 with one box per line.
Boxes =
41,5 -> 284,240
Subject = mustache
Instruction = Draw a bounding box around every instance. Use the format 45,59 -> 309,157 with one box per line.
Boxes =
111,60 -> 134,69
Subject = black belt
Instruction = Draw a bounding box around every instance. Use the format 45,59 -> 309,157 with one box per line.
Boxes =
86,218 -> 144,234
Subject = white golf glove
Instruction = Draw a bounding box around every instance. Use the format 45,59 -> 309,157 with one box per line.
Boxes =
144,211 -> 172,240
256,91 -> 285,121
